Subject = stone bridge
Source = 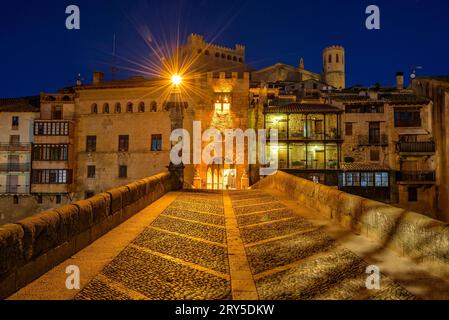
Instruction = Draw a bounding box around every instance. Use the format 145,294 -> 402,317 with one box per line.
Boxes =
1,172 -> 449,300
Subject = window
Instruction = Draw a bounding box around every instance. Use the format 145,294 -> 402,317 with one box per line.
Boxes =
336,54 -> 339,63
345,123 -> 353,136
139,102 -> 145,113
37,195 -> 43,204
13,195 -> 19,205
375,172 -> 389,187
32,145 -> 69,161
119,165 -> 128,178
150,101 -> 157,112
408,187 -> 418,202
85,191 -> 95,199
345,104 -> 384,113
115,103 -> 121,113
214,94 -> 231,115
32,170 -> 72,184
34,122 -> 69,136
92,104 -> 98,114
394,108 -> 422,127
361,172 -> 375,187
12,116 -> 19,129
119,135 -> 129,152
56,195 -> 62,204
369,122 -> 380,144
9,135 -> 20,145
370,149 -> 380,161
328,54 -> 332,63
345,172 -> 360,186
103,103 -> 110,114
51,105 -> 63,120
86,136 -> 97,152
127,102 -> 133,113
87,165 -> 96,178
151,134 -> 162,151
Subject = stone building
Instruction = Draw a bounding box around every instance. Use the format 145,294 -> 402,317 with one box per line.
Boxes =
411,76 -> 449,221
330,74 -> 436,217
1,34 -> 447,224
0,97 -> 39,223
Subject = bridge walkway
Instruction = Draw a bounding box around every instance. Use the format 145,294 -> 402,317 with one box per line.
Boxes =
9,189 -> 449,300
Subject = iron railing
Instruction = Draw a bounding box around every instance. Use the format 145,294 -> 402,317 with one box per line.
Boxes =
396,171 -> 436,182
1,185 -> 30,194
397,141 -> 435,153
0,143 -> 31,151
0,163 -> 31,172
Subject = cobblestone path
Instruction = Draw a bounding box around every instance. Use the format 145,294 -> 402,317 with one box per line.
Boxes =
75,190 -> 417,300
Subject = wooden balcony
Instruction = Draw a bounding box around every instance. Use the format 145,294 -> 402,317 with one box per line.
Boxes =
397,141 -> 435,154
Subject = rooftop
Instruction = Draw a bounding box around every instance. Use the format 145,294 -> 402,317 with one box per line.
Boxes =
341,163 -> 390,172
264,103 -> 342,114
0,96 -> 40,112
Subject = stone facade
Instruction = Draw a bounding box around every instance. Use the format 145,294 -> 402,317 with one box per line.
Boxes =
411,77 -> 449,221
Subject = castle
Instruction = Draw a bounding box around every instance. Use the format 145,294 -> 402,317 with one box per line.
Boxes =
1,34 -> 446,223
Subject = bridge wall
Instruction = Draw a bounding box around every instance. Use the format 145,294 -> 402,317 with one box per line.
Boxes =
253,171 -> 449,277
0,172 -> 178,299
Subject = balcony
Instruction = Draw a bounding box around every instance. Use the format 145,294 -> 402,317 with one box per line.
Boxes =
0,163 -> 31,172
0,185 -> 30,194
358,134 -> 388,146
396,171 -> 436,184
0,143 -> 31,151
397,141 -> 435,154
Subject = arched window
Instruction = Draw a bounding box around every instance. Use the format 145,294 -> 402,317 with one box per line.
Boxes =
215,52 -> 220,58
205,50 -> 210,56
91,103 -> 98,114
238,58 -> 243,63
328,54 -> 332,63
115,103 -> 121,113
336,54 -> 339,63
197,49 -> 202,54
103,103 -> 110,114
139,102 -> 145,113
227,55 -> 232,60
233,56 -> 237,61
150,101 -> 157,112
221,53 -> 226,59
62,95 -> 71,101
127,102 -> 133,113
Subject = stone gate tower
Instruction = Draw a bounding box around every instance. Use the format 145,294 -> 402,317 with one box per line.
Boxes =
323,45 -> 345,89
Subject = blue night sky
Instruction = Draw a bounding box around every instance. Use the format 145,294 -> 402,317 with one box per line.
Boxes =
1,0 -> 448,98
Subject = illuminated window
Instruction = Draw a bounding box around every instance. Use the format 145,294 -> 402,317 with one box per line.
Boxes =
214,94 -> 231,115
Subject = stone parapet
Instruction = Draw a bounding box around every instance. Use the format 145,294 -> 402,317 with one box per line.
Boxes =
0,172 -> 177,299
252,171 -> 449,277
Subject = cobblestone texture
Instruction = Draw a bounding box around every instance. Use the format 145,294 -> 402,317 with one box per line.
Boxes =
133,228 -> 228,273
152,215 -> 226,243
237,209 -> 297,226
234,202 -> 286,215
162,207 -> 225,226
247,230 -> 336,274
240,218 -> 314,244
231,190 -> 417,301
101,246 -> 230,300
76,278 -> 133,300
76,190 -> 418,301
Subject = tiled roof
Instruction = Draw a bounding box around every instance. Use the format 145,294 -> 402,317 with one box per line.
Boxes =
341,163 -> 390,172
330,94 -> 371,102
264,103 -> 343,114
379,93 -> 430,105
0,96 -> 40,112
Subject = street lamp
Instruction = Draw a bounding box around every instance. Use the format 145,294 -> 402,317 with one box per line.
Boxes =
171,74 -> 182,86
